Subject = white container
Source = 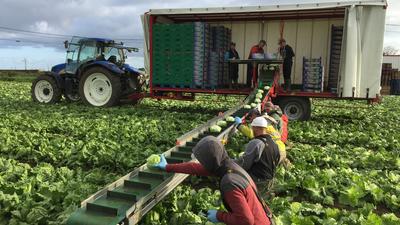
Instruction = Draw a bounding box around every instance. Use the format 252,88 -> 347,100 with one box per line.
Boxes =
252,53 -> 265,59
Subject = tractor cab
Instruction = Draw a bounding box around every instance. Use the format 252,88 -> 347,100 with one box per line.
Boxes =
31,37 -> 144,107
64,37 -> 133,74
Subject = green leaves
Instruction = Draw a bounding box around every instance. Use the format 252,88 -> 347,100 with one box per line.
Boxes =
360,213 -> 383,225
141,186 -> 223,225
339,185 -> 366,207
381,213 -> 400,225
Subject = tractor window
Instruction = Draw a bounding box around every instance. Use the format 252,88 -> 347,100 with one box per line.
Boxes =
104,47 -> 123,64
66,44 -> 79,63
79,43 -> 97,62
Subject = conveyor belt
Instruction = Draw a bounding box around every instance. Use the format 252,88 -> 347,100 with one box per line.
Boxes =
66,88 -> 270,225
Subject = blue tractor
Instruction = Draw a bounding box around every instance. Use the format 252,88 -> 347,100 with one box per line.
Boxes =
31,37 -> 145,107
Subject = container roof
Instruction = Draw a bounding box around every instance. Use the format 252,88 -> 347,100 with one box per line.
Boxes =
149,0 -> 386,15
147,0 -> 386,21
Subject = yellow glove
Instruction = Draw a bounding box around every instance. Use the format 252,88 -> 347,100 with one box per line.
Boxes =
221,139 -> 228,145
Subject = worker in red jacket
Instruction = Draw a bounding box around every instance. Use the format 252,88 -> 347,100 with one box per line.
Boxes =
246,40 -> 266,87
153,136 -> 272,225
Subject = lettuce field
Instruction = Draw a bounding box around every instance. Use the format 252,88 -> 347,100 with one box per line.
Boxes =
0,80 -> 240,224
142,98 -> 400,225
0,79 -> 399,225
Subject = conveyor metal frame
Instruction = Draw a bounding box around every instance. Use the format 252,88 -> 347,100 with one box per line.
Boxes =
68,90 -> 257,225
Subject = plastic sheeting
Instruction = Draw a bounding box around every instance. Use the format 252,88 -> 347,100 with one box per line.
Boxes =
339,5 -> 386,98
141,14 -> 150,74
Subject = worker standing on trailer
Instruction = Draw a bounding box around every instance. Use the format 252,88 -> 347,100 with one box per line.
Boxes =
153,136 -> 273,225
247,40 -> 267,87
234,117 -> 281,198
278,38 -> 295,91
227,42 -> 240,89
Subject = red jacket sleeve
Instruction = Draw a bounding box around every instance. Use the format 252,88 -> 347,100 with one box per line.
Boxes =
281,115 -> 289,143
165,162 -> 212,177
249,46 -> 264,58
250,46 -> 259,54
216,189 -> 255,225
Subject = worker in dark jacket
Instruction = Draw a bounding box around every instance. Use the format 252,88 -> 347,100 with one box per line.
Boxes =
246,40 -> 266,87
228,42 -> 240,88
235,117 -> 280,198
153,136 -> 272,225
278,39 -> 295,91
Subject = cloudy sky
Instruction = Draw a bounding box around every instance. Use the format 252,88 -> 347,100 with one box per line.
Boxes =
0,0 -> 399,70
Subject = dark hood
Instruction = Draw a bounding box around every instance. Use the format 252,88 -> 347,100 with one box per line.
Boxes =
192,136 -> 231,177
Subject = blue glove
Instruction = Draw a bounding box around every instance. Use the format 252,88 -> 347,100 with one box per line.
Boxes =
154,154 -> 167,170
207,210 -> 219,223
234,116 -> 242,125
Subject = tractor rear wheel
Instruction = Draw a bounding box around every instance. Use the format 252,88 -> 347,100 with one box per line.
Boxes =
31,75 -> 62,104
79,67 -> 121,107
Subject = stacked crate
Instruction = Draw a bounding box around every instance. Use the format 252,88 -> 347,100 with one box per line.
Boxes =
152,23 -> 231,89
208,51 -> 219,87
381,63 -> 400,95
208,26 -> 231,88
381,63 -> 395,87
152,24 -> 194,87
193,22 -> 210,88
302,57 -> 324,92
223,28 -> 232,86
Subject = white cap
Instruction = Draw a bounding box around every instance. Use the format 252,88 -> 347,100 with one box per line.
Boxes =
251,117 -> 269,128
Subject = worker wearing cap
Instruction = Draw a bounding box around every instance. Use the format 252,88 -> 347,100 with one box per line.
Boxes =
235,108 -> 277,138
278,38 -> 295,91
235,117 -> 281,197
234,109 -> 286,160
246,40 -> 267,87
153,136 -> 273,225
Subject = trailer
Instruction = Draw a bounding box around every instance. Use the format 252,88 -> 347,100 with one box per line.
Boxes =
140,0 -> 387,120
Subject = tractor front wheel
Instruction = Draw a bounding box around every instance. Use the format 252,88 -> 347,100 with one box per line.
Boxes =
31,75 -> 62,104
79,67 -> 121,107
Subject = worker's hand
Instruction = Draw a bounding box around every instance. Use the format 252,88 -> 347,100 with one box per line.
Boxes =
154,154 -> 167,170
207,210 -> 219,223
234,117 -> 242,125
238,151 -> 245,157
283,158 -> 293,170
